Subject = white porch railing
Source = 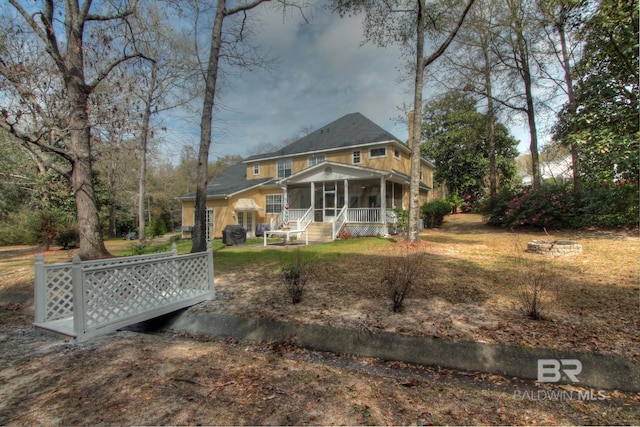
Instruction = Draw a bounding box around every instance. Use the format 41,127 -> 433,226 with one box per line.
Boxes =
333,205 -> 348,240
347,208 -> 382,223
34,243 -> 214,342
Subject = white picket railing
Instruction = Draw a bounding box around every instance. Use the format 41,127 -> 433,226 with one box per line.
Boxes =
34,243 -> 214,342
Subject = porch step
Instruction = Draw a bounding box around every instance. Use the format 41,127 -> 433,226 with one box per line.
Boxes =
305,222 -> 334,242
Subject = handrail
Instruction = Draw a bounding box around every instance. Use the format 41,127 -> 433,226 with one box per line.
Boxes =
297,206 -> 313,230
333,205 -> 348,240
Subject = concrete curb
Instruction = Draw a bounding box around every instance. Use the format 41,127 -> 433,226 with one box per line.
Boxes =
160,310 -> 639,392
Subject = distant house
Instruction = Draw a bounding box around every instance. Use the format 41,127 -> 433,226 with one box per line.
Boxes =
179,112 -> 435,241
521,155 -> 573,186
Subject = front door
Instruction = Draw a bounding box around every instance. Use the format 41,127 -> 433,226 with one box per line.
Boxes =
237,211 -> 254,237
324,182 -> 336,221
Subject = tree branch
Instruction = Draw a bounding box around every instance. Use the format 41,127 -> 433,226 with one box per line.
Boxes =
7,0 -> 67,75
225,0 -> 270,17
84,0 -> 138,22
421,0 -> 477,70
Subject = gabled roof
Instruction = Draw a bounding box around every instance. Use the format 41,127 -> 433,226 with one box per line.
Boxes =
179,162 -> 273,200
244,112 -> 401,162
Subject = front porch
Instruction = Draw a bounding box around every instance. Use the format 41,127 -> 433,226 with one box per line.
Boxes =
279,207 -> 400,239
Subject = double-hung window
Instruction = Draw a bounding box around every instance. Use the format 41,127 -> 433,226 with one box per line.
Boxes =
266,194 -> 284,214
277,159 -> 292,178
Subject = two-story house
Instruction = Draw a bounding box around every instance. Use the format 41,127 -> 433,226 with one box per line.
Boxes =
179,112 -> 435,241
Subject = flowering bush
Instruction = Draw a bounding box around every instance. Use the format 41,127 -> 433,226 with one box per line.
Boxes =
489,184 -> 576,229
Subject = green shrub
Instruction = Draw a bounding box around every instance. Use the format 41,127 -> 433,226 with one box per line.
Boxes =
486,183 -> 576,229
579,181 -> 639,228
392,206 -> 408,232
486,181 -> 639,229
421,199 -> 452,228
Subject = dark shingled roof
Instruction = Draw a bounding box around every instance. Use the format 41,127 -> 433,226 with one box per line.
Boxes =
179,162 -> 273,199
244,112 -> 401,162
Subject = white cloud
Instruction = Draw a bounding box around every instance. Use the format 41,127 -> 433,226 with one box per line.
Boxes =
164,5 -> 526,160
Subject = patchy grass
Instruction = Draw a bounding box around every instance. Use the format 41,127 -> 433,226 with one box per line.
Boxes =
202,214 -> 640,360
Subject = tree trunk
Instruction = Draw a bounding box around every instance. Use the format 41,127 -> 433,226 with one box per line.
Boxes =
407,0 -> 426,243
66,14 -> 110,260
558,21 -> 580,201
138,61 -> 158,242
192,0 -> 226,253
481,32 -> 497,203
511,3 -> 540,190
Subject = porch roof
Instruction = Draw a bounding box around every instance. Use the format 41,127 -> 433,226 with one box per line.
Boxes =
277,161 -> 432,190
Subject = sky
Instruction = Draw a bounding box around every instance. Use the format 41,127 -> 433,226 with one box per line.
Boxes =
162,3 -> 532,162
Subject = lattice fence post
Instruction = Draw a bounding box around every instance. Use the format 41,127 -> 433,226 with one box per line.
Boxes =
71,255 -> 86,341
207,241 -> 215,297
171,242 -> 177,256
34,253 -> 46,323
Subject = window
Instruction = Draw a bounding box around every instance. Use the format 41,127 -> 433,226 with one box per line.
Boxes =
308,154 -> 326,167
253,163 -> 260,175
352,150 -> 361,164
370,147 -> 386,158
266,194 -> 284,214
394,149 -> 401,159
277,159 -> 292,178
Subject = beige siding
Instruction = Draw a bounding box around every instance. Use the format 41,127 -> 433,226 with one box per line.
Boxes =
185,141 -> 436,239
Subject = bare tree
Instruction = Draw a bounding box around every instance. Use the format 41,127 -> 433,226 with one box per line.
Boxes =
333,0 -> 476,242
1,0 -> 143,259
491,0 -> 544,189
537,0 -> 583,199
191,0 -> 308,253
128,3 -> 200,241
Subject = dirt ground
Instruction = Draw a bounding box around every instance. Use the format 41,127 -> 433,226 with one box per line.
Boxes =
1,215 -> 639,425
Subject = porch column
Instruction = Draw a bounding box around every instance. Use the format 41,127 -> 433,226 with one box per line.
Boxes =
380,176 -> 386,224
310,182 -> 315,214
343,179 -> 349,214
282,186 -> 288,209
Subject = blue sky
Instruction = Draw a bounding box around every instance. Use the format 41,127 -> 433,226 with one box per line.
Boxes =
162,3 -> 532,161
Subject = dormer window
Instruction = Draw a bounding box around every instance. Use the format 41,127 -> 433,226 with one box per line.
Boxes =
308,154 -> 326,167
370,147 -> 386,158
253,163 -> 260,175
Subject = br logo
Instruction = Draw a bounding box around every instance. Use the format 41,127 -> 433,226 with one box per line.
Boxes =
537,359 -> 582,383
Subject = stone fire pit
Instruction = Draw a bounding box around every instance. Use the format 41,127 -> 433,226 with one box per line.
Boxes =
526,240 -> 583,256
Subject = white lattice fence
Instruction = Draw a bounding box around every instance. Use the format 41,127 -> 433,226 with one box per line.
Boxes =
34,250 -> 176,324
34,244 -> 214,342
344,224 -> 388,237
